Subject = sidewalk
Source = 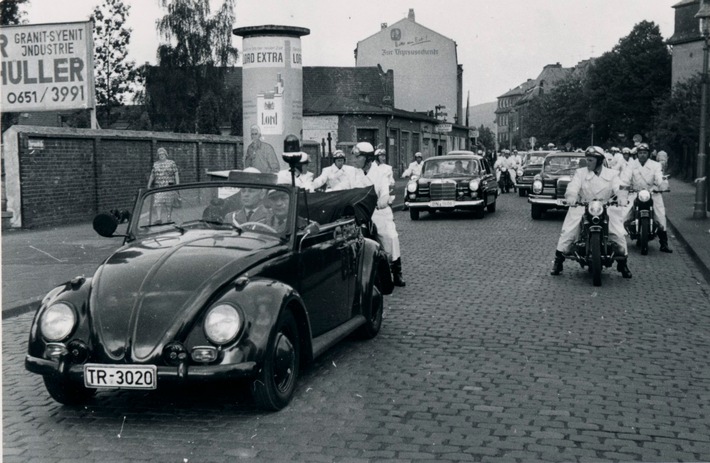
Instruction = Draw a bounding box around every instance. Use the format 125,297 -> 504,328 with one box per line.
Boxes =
663,177 -> 710,283
2,177 -> 707,318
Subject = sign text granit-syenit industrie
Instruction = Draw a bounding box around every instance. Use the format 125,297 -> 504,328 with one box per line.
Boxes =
0,21 -> 95,112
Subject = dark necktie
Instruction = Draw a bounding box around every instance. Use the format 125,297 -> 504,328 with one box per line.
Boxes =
246,209 -> 253,221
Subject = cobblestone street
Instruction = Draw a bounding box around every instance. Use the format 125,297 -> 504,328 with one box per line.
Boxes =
4,192 -> 710,462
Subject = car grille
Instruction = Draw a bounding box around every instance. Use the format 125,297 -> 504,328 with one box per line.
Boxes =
556,178 -> 571,197
430,181 -> 456,201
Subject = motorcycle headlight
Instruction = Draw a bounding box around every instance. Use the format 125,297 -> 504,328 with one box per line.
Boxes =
40,302 -> 76,341
588,200 -> 604,217
532,180 -> 543,194
406,181 -> 418,193
638,189 -> 651,202
204,303 -> 241,345
468,179 -> 480,191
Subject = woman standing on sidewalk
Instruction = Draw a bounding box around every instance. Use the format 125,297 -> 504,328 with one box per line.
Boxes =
147,147 -> 180,223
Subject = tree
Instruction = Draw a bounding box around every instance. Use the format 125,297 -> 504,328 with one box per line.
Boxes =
525,76 -> 591,149
586,21 -> 671,145
145,0 -> 239,133
91,0 -> 141,128
475,124 -> 495,151
653,74 -> 701,180
0,0 -> 28,26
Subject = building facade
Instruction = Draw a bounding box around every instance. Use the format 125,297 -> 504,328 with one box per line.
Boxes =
354,9 -> 462,126
669,0 -> 704,86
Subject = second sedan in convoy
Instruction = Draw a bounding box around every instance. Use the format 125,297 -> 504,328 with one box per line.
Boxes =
405,151 -> 498,220
516,151 -> 551,197
528,151 -> 588,219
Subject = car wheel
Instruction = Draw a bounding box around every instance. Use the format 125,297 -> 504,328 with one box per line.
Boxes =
409,208 -> 419,220
473,207 -> 485,219
531,205 -> 544,220
518,189 -> 526,197
43,376 -> 95,406
253,311 -> 300,411
358,278 -> 383,339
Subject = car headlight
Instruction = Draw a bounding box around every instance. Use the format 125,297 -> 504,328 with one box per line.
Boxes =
532,180 -> 543,194
517,169 -> 524,177
468,179 -> 480,191
406,181 -> 418,193
204,303 -> 241,345
40,302 -> 76,341
588,200 -> 604,217
638,189 -> 651,202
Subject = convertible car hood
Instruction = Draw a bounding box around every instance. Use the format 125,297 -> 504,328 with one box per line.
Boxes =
89,231 -> 284,362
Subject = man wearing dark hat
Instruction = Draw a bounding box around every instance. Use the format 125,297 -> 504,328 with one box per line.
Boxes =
550,146 -> 631,278
351,142 -> 406,287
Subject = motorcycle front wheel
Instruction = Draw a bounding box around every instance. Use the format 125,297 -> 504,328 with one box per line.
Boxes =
589,233 -> 602,287
639,217 -> 650,255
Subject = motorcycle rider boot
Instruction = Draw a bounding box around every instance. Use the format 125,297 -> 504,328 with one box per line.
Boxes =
658,229 -> 673,253
391,258 -> 406,287
617,257 -> 632,279
550,250 -> 565,276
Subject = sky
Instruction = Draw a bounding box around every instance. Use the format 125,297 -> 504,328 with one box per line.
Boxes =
17,0 -> 678,106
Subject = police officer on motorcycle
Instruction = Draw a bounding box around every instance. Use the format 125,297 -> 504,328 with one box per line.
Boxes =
551,146 -> 632,278
619,143 -> 672,253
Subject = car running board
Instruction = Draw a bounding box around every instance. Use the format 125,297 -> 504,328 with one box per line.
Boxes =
311,315 -> 366,359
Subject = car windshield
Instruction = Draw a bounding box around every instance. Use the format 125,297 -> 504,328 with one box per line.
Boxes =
422,159 -> 480,177
543,156 -> 587,175
527,155 -> 546,165
133,183 -> 292,239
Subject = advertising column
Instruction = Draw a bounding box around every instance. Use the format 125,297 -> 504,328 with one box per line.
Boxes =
234,25 -> 310,173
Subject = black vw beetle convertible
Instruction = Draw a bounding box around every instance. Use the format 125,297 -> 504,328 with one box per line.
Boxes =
25,172 -> 392,410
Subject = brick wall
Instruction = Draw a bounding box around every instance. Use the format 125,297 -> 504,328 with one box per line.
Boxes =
2,126 -> 242,228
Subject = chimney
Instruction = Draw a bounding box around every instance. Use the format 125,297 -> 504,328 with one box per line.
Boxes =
381,22 -> 388,30
408,8 -> 415,21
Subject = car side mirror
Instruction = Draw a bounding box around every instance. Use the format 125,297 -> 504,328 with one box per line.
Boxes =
93,212 -> 119,237
304,221 -> 320,235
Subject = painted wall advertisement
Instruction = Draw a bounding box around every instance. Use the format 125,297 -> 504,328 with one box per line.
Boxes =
240,35 -> 303,173
0,21 -> 95,112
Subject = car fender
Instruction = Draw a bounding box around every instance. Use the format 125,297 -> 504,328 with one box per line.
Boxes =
207,278 -> 315,365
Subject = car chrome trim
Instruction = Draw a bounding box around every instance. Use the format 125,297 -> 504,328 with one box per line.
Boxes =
311,315 -> 366,359
527,196 -> 562,205
405,200 -> 485,208
25,354 -> 258,380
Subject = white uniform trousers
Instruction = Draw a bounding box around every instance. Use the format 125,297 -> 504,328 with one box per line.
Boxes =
621,193 -> 667,230
371,206 -> 401,261
556,206 -> 628,255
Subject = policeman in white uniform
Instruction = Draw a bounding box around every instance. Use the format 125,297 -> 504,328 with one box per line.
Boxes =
494,150 -> 517,191
375,148 -> 395,188
551,146 -> 631,278
311,150 -> 358,191
619,143 -> 672,253
276,152 -> 314,191
401,152 -> 424,178
351,142 -> 405,287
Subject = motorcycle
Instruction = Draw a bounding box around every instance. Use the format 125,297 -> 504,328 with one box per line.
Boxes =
497,167 -> 513,193
624,187 -> 669,255
564,198 -> 623,287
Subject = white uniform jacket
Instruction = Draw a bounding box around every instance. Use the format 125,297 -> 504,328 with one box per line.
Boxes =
619,158 -> 668,229
401,161 -> 423,178
276,169 -> 315,192
311,164 -> 358,191
360,165 -> 400,261
556,166 -> 627,254
378,163 -> 395,187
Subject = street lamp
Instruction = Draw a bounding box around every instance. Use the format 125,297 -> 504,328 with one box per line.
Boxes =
694,0 -> 710,219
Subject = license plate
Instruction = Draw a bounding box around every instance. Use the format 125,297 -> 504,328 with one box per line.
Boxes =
431,200 -> 455,208
84,364 -> 157,389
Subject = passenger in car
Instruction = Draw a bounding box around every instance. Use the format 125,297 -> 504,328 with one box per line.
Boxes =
225,187 -> 269,225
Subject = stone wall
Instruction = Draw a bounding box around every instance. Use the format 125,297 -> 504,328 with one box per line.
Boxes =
2,126 -> 243,228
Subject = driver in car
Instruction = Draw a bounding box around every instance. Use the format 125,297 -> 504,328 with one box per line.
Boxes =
226,187 -> 269,225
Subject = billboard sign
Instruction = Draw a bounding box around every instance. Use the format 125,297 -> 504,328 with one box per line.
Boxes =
435,123 -> 452,133
0,21 -> 95,112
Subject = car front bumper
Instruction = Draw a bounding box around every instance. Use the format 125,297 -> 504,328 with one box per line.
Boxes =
527,195 -> 567,206
405,199 -> 484,209
26,354 -> 258,383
